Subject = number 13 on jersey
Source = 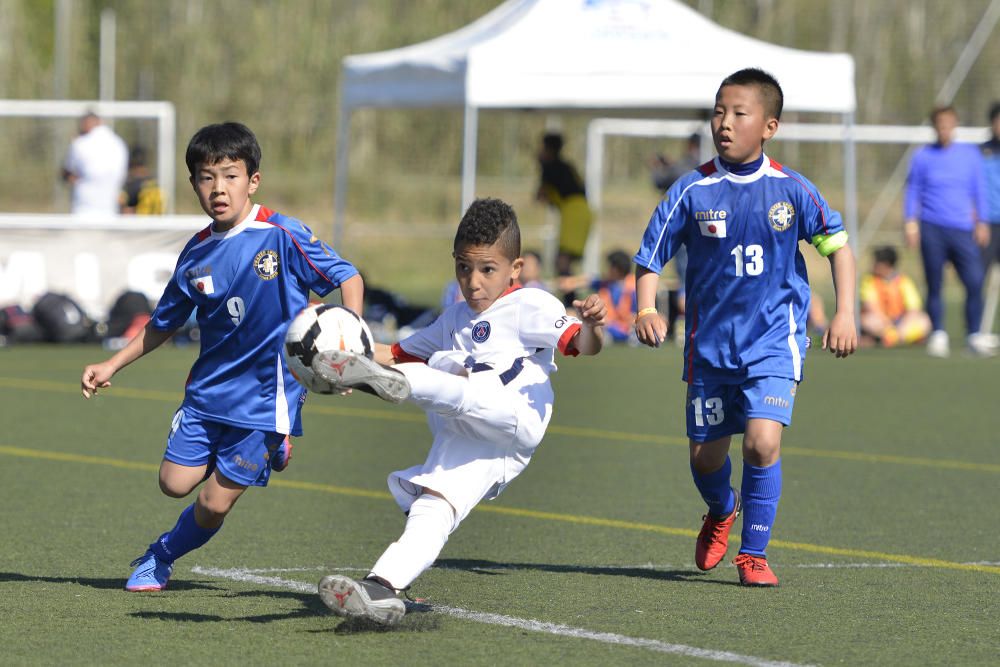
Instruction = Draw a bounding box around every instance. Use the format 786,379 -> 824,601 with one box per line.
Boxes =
731,244 -> 764,277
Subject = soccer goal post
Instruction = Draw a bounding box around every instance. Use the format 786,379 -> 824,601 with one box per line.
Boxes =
0,99 -> 177,213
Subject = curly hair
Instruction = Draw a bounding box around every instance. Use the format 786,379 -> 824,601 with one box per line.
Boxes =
454,198 -> 521,261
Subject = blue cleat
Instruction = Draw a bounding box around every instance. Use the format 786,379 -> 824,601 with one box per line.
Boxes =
125,551 -> 173,592
271,437 -> 293,472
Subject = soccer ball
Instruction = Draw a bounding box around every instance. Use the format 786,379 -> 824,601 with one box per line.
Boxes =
284,304 -> 374,394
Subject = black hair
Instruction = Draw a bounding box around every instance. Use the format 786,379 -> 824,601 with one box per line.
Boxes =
128,146 -> 147,168
873,246 -> 898,267
718,68 -> 784,120
929,105 -> 957,124
988,102 -> 1000,123
607,250 -> 632,276
542,132 -> 564,154
185,122 -> 261,177
454,198 -> 521,261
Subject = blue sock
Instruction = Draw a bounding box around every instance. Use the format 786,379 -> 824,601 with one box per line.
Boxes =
739,459 -> 782,557
691,456 -> 735,518
148,504 -> 221,564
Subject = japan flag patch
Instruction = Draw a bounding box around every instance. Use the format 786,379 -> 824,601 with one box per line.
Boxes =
191,275 -> 215,295
698,219 -> 727,238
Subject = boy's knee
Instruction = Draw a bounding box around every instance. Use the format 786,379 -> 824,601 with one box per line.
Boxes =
158,475 -> 195,498
742,436 -> 780,466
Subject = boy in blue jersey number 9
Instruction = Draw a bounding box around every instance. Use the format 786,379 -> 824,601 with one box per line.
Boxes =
633,69 -> 857,586
81,122 -> 363,591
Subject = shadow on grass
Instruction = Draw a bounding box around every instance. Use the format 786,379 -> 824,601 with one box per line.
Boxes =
307,603 -> 441,635
0,571 -> 221,592
434,558 -> 740,587
132,591 -> 331,624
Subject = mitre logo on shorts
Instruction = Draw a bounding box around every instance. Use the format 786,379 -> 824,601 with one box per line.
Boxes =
768,201 -> 795,232
254,249 -> 280,280
695,209 -> 728,238
471,320 -> 491,342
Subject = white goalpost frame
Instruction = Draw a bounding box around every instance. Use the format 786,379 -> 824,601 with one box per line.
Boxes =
0,99 -> 177,213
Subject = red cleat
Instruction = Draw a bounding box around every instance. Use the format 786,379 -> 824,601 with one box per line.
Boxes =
734,553 -> 779,587
694,489 -> 740,571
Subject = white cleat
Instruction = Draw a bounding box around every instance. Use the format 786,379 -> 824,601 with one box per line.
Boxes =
318,575 -> 406,626
312,350 -> 411,403
967,332 -> 998,357
926,330 -> 950,358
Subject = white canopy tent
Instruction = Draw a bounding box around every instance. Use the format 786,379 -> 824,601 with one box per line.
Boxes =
334,0 -> 857,244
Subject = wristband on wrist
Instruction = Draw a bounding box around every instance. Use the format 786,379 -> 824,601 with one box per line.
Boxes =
637,307 -> 658,319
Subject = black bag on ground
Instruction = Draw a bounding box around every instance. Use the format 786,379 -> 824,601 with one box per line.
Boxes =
0,304 -> 44,344
32,293 -> 95,343
105,291 -> 152,338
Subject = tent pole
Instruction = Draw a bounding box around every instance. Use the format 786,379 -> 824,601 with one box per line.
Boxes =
333,103 -> 351,247
582,120 -> 604,276
461,105 -> 479,214
844,111 -> 860,332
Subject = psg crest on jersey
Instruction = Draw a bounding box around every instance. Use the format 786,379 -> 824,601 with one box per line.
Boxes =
471,320 -> 491,343
768,201 -> 795,232
254,249 -> 280,280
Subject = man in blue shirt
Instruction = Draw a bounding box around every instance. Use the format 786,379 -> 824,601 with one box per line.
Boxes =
81,122 -> 363,591
980,102 -> 1000,335
634,69 -> 857,587
904,106 -> 994,356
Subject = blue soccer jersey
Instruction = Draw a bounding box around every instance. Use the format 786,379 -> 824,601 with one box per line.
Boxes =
634,155 -> 847,383
150,204 -> 358,435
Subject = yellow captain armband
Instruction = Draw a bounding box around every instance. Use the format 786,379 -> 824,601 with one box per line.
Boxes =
811,230 -> 849,257
637,307 -> 658,319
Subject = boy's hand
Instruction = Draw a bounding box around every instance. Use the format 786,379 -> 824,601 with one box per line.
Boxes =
635,309 -> 667,348
573,294 -> 607,326
822,313 -> 857,358
81,362 -> 115,398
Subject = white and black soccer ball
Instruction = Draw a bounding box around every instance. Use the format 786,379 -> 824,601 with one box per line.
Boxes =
284,304 -> 374,394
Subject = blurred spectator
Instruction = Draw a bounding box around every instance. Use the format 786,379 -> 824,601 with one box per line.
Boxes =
61,112 -> 128,216
903,106 -> 994,357
120,146 -> 165,215
980,102 -> 1000,335
859,246 -> 931,348
519,249 -> 546,291
536,132 -> 593,303
650,133 -> 702,194
561,249 -> 636,343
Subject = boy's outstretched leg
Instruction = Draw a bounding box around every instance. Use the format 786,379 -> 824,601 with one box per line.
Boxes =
126,468 -> 245,591
689,438 -> 739,571
319,493 -> 454,625
735,419 -> 782,587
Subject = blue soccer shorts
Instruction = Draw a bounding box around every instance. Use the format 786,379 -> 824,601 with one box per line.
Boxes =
164,407 -> 286,487
685,376 -> 798,443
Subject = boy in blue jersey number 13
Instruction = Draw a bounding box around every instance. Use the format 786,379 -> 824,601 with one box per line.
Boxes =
633,69 -> 857,586
80,122 -> 363,591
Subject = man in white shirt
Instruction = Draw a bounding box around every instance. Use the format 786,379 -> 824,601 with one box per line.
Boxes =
62,112 -> 128,216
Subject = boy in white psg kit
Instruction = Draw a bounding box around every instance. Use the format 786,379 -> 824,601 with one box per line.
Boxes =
313,198 -> 607,625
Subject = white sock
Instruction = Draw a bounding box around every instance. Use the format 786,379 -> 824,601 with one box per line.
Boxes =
396,363 -> 470,417
370,493 -> 455,590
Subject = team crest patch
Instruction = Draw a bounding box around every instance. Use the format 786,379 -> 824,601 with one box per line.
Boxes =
768,201 -> 795,232
471,321 -> 491,343
253,249 -> 280,280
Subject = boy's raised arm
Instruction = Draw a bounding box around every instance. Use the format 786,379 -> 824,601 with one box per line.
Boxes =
822,245 -> 858,358
340,273 -> 364,317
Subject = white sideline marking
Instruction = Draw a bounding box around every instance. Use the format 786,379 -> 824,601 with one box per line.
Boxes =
192,566 -> 813,667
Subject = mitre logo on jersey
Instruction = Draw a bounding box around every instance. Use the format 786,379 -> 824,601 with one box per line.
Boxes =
254,249 -> 280,280
471,320 -> 491,343
694,209 -> 728,238
768,201 -> 795,232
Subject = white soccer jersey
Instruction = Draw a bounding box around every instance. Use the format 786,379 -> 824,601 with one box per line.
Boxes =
393,286 -> 581,390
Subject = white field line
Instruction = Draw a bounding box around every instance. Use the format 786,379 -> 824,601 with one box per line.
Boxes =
223,560 -> 1000,575
191,565 -> 813,667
